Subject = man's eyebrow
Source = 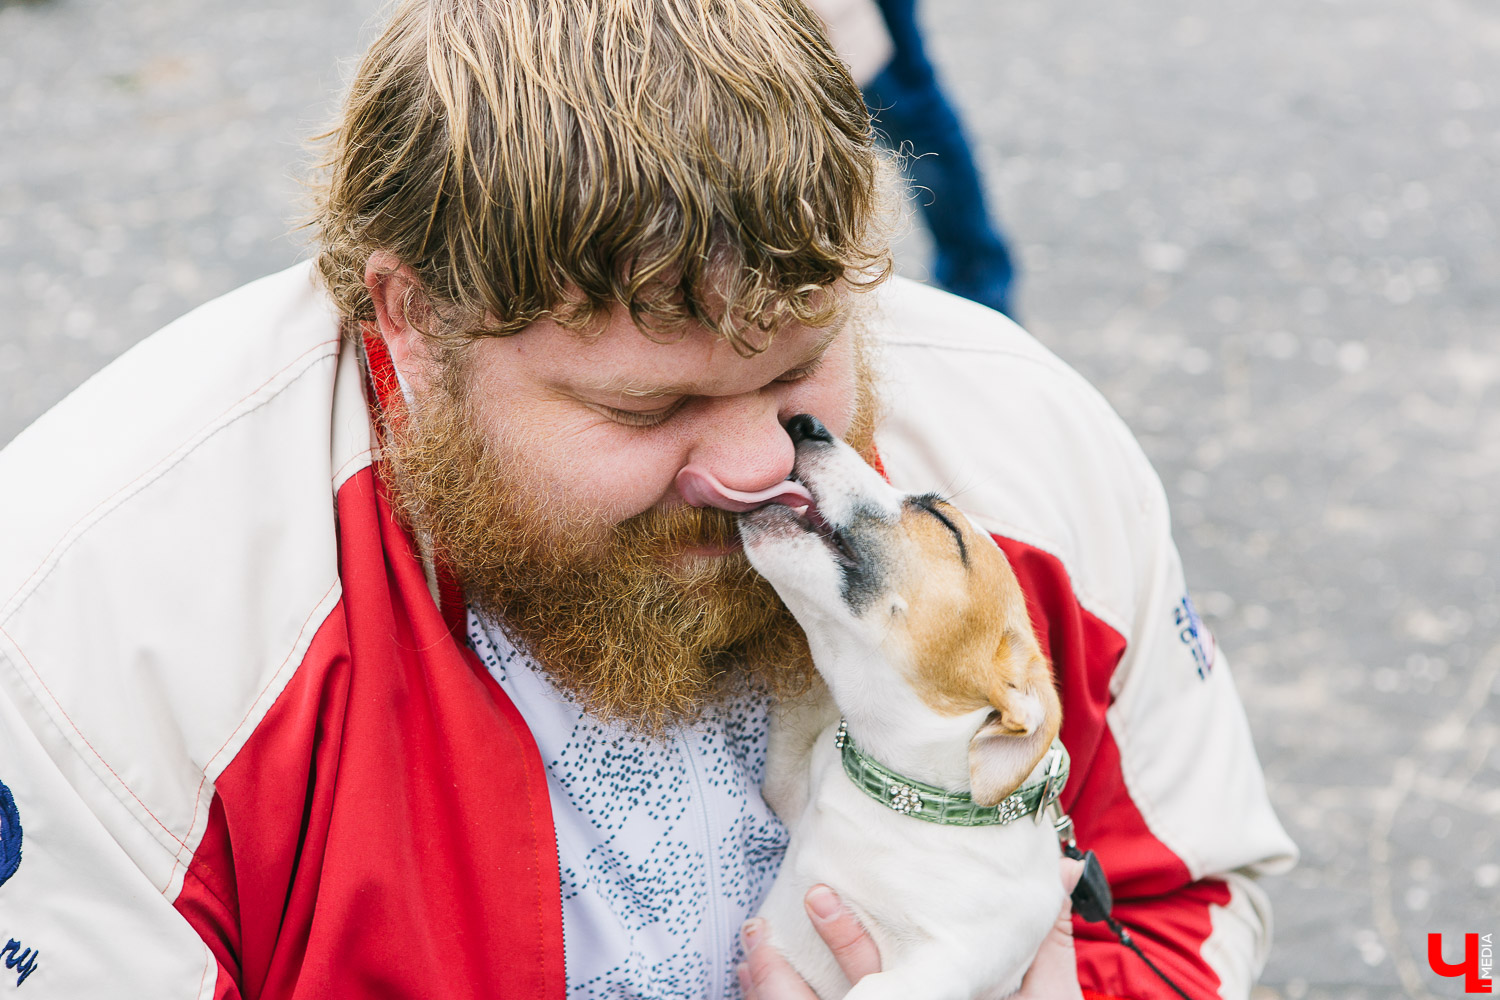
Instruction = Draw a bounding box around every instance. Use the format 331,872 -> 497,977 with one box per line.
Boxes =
601,316 -> 849,401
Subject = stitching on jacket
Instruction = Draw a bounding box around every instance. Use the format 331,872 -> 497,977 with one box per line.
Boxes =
0,339 -> 341,624
0,640 -> 235,920
0,623 -> 190,853
478,644 -> 556,994
0,341 -> 339,869
522,706 -> 550,992
166,578 -> 344,892
976,519 -> 1131,643
194,942 -> 211,1000
0,634 -> 244,915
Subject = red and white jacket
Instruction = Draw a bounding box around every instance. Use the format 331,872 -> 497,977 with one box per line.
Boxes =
0,264 -> 1295,999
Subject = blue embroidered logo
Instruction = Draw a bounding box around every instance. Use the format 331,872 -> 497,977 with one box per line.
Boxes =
1173,595 -> 1215,679
0,782 -> 37,987
0,939 -> 37,988
0,779 -> 19,888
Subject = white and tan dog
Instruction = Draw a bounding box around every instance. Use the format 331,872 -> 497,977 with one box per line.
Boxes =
739,414 -> 1066,1000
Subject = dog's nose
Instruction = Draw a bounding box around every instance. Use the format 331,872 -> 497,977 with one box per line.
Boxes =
785,413 -> 833,445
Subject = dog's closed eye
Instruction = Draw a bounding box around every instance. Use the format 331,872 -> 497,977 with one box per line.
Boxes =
907,494 -> 969,569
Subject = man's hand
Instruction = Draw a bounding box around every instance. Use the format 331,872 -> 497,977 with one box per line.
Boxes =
737,860 -> 1085,1000
737,885 -> 881,999
1016,857 -> 1087,999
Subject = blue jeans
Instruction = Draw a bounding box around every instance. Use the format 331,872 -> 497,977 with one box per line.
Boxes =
864,0 -> 1017,317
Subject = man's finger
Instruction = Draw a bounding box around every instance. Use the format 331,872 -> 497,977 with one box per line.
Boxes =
804,884 -> 882,982
737,961 -> 757,1000
741,918 -> 817,1000
1059,855 -> 1086,895
1018,857 -> 1087,999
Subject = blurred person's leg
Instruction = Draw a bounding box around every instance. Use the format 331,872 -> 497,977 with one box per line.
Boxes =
864,0 -> 1017,317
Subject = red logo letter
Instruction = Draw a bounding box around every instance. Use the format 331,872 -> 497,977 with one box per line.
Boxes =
1429,933 -> 1494,993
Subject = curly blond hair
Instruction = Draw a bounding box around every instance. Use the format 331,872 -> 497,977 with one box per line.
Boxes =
309,0 -> 893,353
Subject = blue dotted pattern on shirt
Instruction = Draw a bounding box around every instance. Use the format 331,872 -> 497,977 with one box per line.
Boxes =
469,616 -> 790,999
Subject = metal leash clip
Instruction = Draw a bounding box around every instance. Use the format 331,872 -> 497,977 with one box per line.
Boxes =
1049,800 -> 1112,922
1033,749 -> 1066,825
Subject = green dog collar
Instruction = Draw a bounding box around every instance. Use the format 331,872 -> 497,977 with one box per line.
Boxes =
835,719 -> 1069,827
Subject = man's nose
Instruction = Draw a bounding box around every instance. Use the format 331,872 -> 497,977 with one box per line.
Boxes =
674,400 -> 799,510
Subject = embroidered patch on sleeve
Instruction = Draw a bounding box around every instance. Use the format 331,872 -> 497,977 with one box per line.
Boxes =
0,779 -> 20,888
1173,595 -> 1216,679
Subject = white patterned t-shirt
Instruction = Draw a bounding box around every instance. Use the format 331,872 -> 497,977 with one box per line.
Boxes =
467,612 -> 789,999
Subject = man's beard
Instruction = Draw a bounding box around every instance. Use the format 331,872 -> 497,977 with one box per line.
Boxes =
380,331 -> 882,735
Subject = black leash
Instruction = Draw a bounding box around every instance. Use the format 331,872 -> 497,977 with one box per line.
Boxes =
1102,915 -> 1195,1000
1058,824 -> 1198,1000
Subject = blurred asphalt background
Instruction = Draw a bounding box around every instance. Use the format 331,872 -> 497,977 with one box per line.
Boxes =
2,0 -> 1498,996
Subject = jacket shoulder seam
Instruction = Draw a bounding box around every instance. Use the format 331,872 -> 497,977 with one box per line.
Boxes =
0,338 -> 340,627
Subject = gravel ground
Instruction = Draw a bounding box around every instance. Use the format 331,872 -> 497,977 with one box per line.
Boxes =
2,0 -> 1497,997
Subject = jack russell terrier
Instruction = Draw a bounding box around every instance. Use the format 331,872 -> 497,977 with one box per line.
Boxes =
735,414 -> 1069,1000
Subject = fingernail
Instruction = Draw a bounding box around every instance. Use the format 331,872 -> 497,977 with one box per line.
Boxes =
806,884 -> 840,921
741,918 -> 765,951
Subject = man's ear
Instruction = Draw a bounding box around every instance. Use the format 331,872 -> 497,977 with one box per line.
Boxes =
365,251 -> 432,390
967,637 -> 1061,806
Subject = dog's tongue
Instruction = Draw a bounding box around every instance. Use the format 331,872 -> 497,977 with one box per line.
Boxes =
676,466 -> 815,513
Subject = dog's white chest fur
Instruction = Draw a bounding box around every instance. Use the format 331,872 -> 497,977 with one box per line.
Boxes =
757,706 -> 1063,1000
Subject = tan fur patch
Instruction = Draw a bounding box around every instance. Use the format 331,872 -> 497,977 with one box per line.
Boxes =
883,500 -> 1061,742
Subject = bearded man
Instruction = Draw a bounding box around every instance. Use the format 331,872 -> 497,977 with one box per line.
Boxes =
0,0 -> 1294,998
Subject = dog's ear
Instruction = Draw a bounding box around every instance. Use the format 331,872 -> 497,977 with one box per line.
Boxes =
967,633 -> 1061,806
